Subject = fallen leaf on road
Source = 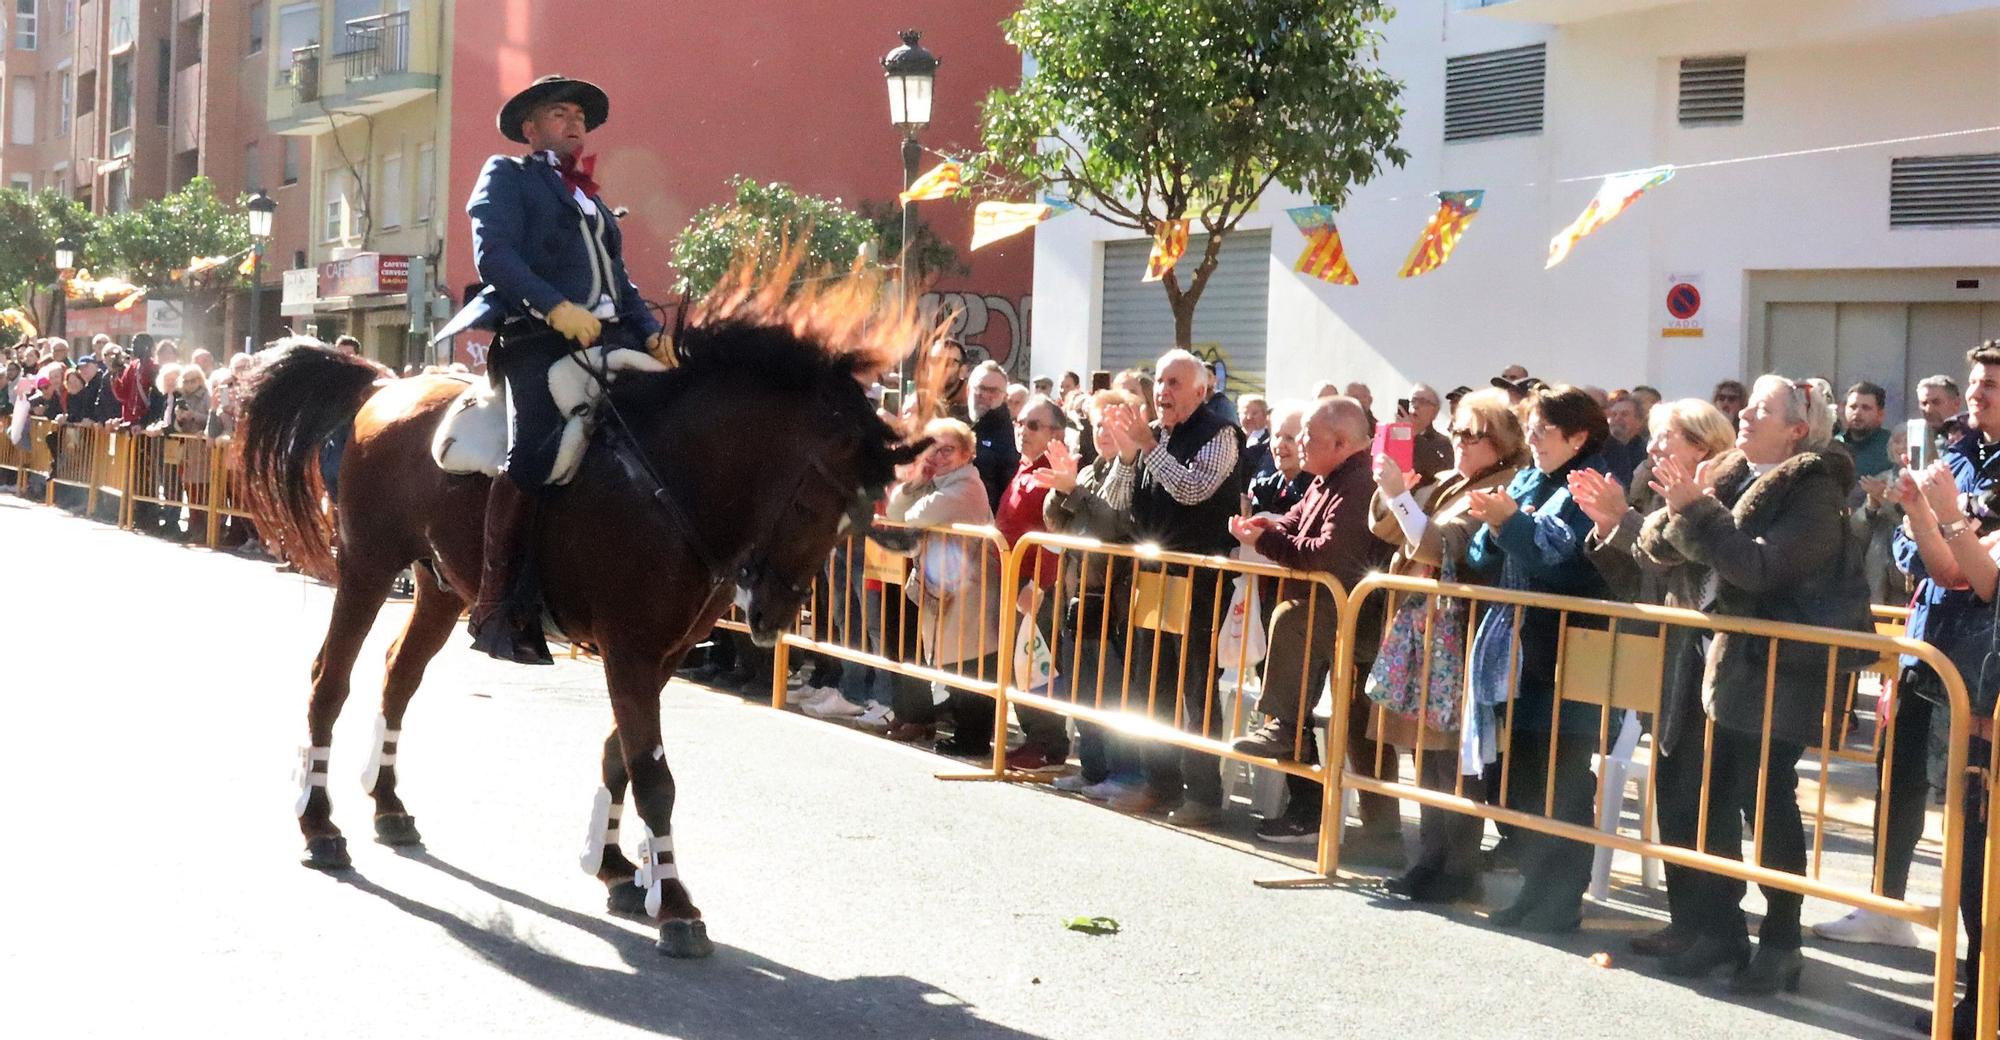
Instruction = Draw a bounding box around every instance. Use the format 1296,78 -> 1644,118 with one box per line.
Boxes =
1063,916 -> 1120,935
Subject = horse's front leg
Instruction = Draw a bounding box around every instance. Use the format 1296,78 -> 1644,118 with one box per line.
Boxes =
298,570 -> 396,870
603,647 -> 711,958
584,729 -> 646,915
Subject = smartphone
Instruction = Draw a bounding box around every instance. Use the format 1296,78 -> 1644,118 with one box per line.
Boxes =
1090,370 -> 1112,392
1907,418 -> 1930,469
1396,398 -> 1411,419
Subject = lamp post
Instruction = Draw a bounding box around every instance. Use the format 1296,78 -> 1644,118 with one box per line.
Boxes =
882,28 -> 937,403
245,191 -> 276,357
52,237 -> 75,340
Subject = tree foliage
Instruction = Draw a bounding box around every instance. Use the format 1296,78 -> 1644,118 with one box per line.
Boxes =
670,177 -> 880,298
0,188 -> 95,332
857,199 -> 968,284
978,0 -> 1408,346
86,176 -> 251,292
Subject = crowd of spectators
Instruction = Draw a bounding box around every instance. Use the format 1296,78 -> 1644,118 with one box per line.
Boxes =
677,337 -> 1997,1034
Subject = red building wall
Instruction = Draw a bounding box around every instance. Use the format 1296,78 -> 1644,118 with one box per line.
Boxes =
445,0 -> 1034,374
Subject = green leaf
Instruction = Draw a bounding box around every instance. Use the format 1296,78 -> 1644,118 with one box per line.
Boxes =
1063,916 -> 1122,935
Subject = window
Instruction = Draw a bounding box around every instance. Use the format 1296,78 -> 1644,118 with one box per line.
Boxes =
333,0 -> 375,43
10,173 -> 32,192
1443,43 -> 1546,143
75,67 -> 92,115
108,51 -> 131,133
277,2 -> 317,71
1679,56 -> 1746,127
155,38 -> 169,125
62,0 -> 71,36
413,141 -> 433,224
16,0 -> 37,50
108,0 -> 133,50
55,66 -> 67,133
244,140 -> 261,192
281,135 -> 300,184
323,168 -> 351,241
107,166 -> 131,212
377,152 -> 402,228
247,0 -> 264,53
10,75 -> 35,144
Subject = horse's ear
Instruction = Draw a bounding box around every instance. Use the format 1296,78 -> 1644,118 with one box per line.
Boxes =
889,436 -> 934,466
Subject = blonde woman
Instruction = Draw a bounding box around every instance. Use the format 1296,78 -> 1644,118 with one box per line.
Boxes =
1367,388 -> 1526,902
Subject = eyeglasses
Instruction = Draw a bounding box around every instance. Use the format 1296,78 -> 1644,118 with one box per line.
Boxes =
1014,419 -> 1058,433
1449,428 -> 1486,443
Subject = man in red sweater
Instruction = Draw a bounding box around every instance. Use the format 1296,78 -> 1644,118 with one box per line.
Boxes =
1228,395 -> 1396,845
995,394 -> 1070,770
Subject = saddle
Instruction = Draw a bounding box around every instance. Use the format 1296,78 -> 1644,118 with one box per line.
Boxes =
430,345 -> 670,484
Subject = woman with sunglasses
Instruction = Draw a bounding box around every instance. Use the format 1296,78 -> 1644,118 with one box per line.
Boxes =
1369,388 -> 1527,901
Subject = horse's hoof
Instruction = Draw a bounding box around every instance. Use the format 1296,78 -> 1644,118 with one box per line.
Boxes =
301,834 -> 352,871
606,883 -> 649,917
372,813 -> 423,847
657,918 -> 713,959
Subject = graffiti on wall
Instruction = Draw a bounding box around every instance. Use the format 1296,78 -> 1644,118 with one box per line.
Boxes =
920,291 -> 1033,379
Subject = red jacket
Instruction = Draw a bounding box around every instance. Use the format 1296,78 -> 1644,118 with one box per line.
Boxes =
111,360 -> 151,425
996,454 -> 1057,588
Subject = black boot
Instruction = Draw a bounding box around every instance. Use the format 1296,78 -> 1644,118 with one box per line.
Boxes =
467,477 -> 552,665
1662,934 -> 1752,978
1727,945 -> 1804,995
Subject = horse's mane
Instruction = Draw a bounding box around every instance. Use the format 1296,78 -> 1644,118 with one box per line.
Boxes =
611,246 -> 938,488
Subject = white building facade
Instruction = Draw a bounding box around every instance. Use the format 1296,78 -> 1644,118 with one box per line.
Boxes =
1030,0 -> 2000,414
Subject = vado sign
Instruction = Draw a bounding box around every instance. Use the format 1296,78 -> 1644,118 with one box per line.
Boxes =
1662,273 -> 1704,339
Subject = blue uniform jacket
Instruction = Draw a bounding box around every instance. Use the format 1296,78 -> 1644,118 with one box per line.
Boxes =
435,153 -> 662,342
1894,417 -> 2000,669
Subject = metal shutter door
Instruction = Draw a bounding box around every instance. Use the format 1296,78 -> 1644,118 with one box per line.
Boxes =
1098,229 -> 1270,393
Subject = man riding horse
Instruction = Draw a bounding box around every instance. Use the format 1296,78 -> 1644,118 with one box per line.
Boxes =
435,74 -> 673,665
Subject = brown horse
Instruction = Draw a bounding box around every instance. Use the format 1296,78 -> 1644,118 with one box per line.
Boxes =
237,263 -> 929,957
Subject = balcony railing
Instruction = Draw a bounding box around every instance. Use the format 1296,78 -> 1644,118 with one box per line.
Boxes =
340,11 -> 410,82
282,44 -> 320,104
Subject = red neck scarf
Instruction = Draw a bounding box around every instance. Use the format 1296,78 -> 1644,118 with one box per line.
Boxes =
555,151 -> 599,198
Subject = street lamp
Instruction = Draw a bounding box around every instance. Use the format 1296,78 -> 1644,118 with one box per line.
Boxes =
246,191 -> 277,356
882,27 -> 938,404
53,237 -> 76,339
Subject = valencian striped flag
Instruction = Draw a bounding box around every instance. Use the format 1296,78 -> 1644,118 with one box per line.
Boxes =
897,160 -> 962,205
1398,190 -> 1486,279
1546,165 -> 1675,268
1142,219 -> 1191,282
1286,205 -> 1359,286
970,202 -> 1054,251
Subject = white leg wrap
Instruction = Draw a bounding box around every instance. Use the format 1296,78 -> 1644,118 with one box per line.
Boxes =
361,715 -> 401,795
579,786 -> 623,874
293,746 -> 331,817
633,823 -> 678,919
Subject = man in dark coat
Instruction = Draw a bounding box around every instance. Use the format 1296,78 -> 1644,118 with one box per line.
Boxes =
434,75 -> 670,664
966,359 -> 1019,513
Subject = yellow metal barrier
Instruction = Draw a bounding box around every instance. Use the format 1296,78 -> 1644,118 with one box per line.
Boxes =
1330,571 -> 1972,1040
119,431 -> 220,545
36,419 -> 119,514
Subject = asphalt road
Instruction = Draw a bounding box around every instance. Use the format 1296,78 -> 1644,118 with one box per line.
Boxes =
0,492 -> 1948,1038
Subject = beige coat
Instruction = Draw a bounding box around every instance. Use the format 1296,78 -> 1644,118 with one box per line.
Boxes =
888,463 -> 1005,667
1364,464 -> 1520,749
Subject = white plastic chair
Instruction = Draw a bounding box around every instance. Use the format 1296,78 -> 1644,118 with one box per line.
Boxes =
1589,709 -> 1662,900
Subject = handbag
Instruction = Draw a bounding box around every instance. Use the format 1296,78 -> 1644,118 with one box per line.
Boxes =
1215,573 -> 1267,669
1013,602 -> 1059,692
1364,562 -> 1468,732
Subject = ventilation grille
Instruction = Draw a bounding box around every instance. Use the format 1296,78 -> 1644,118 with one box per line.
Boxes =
1678,55 -> 1745,126
1444,44 -> 1545,143
1890,153 -> 2000,229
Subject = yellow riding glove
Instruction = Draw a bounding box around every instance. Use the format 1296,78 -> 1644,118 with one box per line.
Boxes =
645,331 -> 679,369
546,301 -> 601,347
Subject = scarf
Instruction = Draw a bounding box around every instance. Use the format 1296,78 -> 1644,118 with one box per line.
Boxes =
556,151 -> 599,197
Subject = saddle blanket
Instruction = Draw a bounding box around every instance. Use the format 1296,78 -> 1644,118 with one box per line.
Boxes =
430,345 -> 669,484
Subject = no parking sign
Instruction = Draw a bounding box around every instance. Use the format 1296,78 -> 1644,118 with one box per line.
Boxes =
1662,274 -> 1704,338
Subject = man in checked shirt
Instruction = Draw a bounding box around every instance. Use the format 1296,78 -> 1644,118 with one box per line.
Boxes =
1093,349 -> 1246,827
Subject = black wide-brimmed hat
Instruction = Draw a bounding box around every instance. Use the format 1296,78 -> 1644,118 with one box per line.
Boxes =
498,75 -> 609,144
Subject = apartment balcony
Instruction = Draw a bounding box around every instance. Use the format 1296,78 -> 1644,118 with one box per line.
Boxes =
269,7 -> 439,135
1459,0 -> 1697,22
173,62 -> 203,153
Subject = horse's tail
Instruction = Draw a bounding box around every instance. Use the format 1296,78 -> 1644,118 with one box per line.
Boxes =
236,344 -> 383,581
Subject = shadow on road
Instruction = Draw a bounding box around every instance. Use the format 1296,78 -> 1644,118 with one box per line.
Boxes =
333,850 -> 1052,1040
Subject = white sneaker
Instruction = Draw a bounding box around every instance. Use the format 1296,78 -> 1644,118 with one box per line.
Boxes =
789,686 -> 836,712
1811,908 -> 1921,948
855,701 -> 893,728
1052,774 -> 1091,793
1081,778 -> 1140,802
806,690 -> 866,719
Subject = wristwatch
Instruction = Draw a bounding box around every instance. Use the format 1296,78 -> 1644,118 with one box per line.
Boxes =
1939,517 -> 1974,542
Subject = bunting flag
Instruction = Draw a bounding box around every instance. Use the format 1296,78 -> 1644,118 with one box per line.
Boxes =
1142,219 -> 1190,282
1285,205 -> 1359,286
65,271 -> 143,301
180,254 -> 232,280
112,287 -> 148,312
238,244 -> 262,277
0,307 -> 38,336
1398,190 -> 1485,279
969,202 -> 1054,251
1545,165 -> 1675,268
897,160 -> 962,205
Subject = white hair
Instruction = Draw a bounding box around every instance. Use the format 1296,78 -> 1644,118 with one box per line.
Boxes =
1752,374 -> 1837,451
1154,349 -> 1211,391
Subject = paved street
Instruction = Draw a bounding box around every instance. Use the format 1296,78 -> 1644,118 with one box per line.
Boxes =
0,492 -> 1949,1039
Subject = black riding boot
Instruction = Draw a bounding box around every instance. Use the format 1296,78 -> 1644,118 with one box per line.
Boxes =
467,476 -> 553,665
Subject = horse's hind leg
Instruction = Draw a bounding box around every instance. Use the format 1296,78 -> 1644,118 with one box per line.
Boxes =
586,729 -> 648,915
297,566 -> 397,871
363,565 -> 464,847
602,646 -> 711,958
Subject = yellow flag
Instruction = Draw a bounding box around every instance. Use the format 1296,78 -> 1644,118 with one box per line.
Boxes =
969,202 -> 1053,251
1143,220 -> 1190,282
0,307 -> 38,336
113,288 -> 148,312
897,161 -> 962,205
238,251 -> 259,276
